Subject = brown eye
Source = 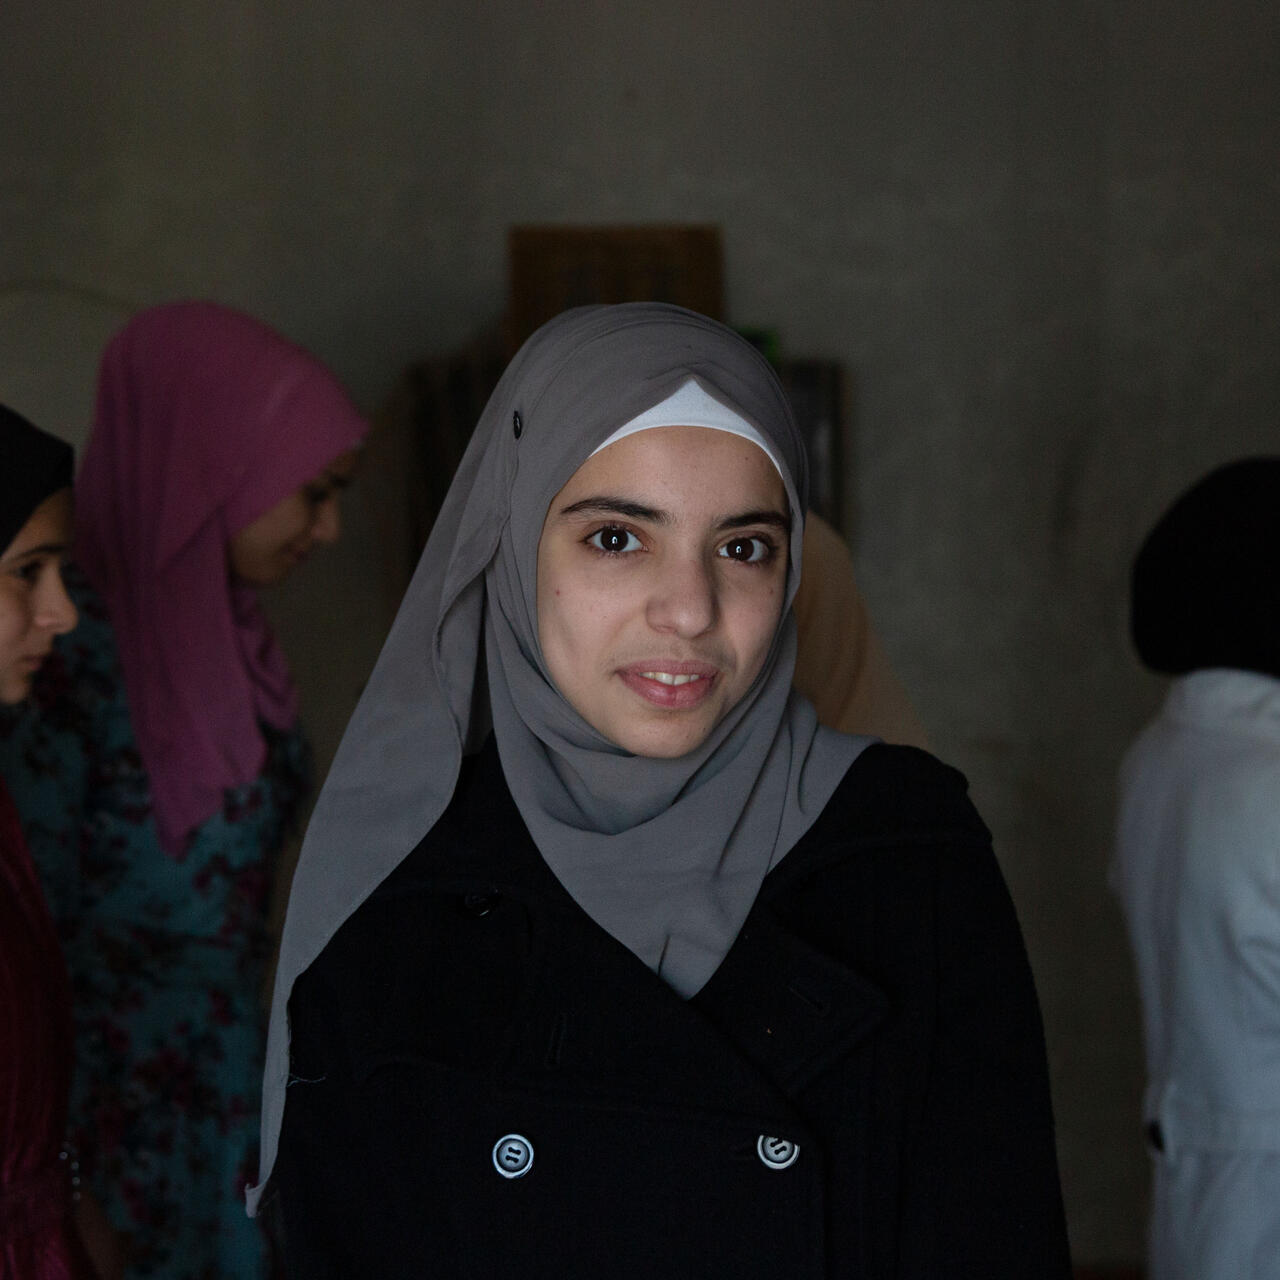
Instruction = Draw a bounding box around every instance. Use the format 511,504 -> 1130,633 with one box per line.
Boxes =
588,527 -> 641,554
719,536 -> 772,564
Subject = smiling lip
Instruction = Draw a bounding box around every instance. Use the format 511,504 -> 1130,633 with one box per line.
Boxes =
618,661 -> 719,710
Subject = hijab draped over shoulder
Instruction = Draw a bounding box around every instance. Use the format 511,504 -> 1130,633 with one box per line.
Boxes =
251,303 -> 870,1209
76,302 -> 368,854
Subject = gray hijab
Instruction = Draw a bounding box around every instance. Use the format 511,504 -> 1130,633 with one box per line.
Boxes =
251,303 -> 869,1209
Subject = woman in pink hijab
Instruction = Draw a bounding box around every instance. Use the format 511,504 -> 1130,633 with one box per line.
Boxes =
0,303 -> 367,1280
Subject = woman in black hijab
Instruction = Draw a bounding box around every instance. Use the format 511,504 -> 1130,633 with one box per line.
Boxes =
0,404 -> 98,1278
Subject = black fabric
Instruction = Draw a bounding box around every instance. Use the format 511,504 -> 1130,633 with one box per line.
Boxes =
0,403 -> 73,554
271,740 -> 1071,1279
1130,456 -> 1280,679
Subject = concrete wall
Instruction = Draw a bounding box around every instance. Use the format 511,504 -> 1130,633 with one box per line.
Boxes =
4,1 -> 1278,1264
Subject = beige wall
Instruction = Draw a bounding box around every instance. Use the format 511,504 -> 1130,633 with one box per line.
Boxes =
4,1 -> 1278,1263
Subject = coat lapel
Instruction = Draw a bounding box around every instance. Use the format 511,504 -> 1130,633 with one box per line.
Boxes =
411,737 -> 891,1113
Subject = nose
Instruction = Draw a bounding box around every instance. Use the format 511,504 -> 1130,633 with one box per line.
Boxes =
310,495 -> 342,545
646,553 -> 717,638
37,567 -> 78,636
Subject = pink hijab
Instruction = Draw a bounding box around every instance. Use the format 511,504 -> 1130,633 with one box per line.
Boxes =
75,302 -> 368,854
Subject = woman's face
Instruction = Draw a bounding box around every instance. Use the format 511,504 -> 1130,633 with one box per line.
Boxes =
0,488 -> 77,704
537,424 -> 790,759
229,449 -> 359,586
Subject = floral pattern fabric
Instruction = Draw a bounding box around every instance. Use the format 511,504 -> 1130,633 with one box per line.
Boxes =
0,575 -> 309,1280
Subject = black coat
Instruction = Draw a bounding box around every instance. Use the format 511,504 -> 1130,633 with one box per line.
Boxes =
272,739 -> 1071,1278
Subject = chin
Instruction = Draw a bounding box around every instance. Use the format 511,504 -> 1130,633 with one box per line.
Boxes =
0,676 -> 31,705
614,719 -> 719,760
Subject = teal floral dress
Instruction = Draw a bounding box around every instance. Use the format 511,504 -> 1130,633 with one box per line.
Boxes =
0,576 -> 309,1280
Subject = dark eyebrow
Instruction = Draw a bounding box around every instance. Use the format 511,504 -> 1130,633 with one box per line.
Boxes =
557,498 -> 791,534
557,497 -> 671,524
716,509 -> 791,533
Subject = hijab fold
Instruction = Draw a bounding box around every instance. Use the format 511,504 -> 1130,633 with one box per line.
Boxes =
75,302 -> 367,854
251,303 -> 870,1211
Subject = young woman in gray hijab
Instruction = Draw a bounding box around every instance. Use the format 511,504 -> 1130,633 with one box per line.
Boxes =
255,304 -> 1069,1277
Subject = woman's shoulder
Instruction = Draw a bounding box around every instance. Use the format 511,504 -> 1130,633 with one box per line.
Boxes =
763,742 -> 993,909
816,740 -> 991,848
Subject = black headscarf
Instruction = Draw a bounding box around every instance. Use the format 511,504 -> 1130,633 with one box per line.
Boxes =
1,403 -> 73,554
1130,457 -> 1280,679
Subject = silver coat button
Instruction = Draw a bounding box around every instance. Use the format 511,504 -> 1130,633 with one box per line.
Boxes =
757,1135 -> 799,1170
493,1133 -> 534,1178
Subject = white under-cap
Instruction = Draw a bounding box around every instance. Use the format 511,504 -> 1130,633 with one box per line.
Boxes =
590,377 -> 785,478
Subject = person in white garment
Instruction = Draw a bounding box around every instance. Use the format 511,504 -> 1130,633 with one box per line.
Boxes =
1112,456 -> 1280,1280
